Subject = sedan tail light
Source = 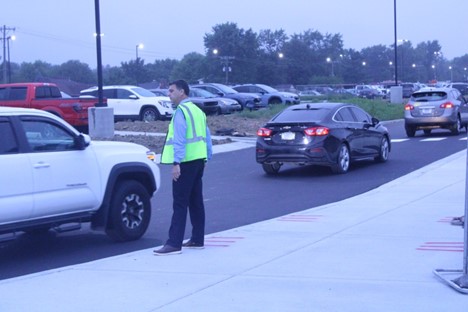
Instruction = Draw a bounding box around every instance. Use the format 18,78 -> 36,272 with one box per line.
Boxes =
304,127 -> 329,136
257,127 -> 272,137
404,104 -> 414,110
440,102 -> 454,109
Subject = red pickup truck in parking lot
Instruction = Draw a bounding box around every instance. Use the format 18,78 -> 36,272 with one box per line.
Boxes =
0,82 -> 102,132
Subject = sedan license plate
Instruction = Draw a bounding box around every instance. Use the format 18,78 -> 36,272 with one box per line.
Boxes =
281,132 -> 295,140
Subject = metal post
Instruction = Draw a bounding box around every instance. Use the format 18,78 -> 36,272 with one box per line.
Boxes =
94,0 -> 104,107
2,25 -> 6,83
433,136 -> 468,293
393,0 -> 398,86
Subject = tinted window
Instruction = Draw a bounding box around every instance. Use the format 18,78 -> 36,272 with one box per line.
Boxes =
0,119 -> 18,154
0,87 -> 27,101
116,89 -> 133,99
411,91 -> 447,101
35,86 -> 61,99
273,108 -> 329,122
21,119 -> 76,152
334,107 -> 355,122
351,107 -> 371,123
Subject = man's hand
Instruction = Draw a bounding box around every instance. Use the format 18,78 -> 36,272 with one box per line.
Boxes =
172,164 -> 181,181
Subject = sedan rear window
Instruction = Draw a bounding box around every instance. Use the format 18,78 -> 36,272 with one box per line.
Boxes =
411,91 -> 447,101
273,108 -> 328,122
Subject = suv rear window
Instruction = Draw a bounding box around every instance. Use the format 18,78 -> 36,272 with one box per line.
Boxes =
411,91 -> 447,101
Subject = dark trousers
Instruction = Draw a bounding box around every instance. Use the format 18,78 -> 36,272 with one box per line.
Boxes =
167,159 -> 205,248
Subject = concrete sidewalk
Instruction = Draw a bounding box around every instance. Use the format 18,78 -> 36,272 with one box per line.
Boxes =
0,150 -> 467,311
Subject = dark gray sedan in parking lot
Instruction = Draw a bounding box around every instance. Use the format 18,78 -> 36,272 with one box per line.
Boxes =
256,102 -> 390,174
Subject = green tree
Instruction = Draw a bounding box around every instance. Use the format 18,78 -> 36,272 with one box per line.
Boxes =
169,52 -> 207,84
51,60 -> 96,83
204,22 -> 259,84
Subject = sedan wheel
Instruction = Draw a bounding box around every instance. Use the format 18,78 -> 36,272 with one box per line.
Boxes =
262,162 -> 282,175
375,136 -> 390,163
331,144 -> 350,174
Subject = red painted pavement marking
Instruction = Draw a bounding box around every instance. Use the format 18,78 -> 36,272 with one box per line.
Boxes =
417,241 -> 464,252
204,236 -> 244,247
277,215 -> 322,222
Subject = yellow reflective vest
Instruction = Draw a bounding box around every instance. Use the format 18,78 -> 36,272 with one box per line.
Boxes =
160,102 -> 208,164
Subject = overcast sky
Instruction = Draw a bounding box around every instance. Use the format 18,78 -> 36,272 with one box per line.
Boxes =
2,0 -> 467,68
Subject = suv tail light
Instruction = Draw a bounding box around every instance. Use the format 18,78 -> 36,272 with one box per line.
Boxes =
304,127 -> 329,136
257,127 -> 272,137
440,102 -> 454,109
404,104 -> 414,110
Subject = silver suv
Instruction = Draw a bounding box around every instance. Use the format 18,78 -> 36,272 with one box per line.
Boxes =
404,87 -> 468,137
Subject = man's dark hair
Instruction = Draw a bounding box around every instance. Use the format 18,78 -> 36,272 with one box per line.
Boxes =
170,79 -> 190,96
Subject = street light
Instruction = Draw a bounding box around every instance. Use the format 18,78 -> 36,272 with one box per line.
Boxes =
136,43 -> 144,60
212,49 -> 234,84
449,66 -> 453,82
326,57 -> 335,76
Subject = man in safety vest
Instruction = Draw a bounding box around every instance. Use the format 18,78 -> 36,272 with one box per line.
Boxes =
154,79 -> 212,255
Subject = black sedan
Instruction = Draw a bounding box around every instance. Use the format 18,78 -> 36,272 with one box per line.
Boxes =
256,102 -> 391,174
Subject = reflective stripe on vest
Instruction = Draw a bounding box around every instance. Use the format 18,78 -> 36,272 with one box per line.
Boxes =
160,102 -> 207,164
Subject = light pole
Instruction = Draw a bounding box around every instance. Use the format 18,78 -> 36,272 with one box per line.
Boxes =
136,43 -> 144,60
326,57 -> 335,76
449,66 -> 453,82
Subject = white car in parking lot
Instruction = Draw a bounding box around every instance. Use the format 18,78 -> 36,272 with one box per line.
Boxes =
80,85 -> 173,121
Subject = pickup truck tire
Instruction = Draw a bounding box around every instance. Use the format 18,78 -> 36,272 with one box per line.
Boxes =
105,180 -> 151,242
141,107 -> 161,122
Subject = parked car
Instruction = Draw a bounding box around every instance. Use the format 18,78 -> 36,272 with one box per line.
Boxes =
404,87 -> 468,137
355,85 -> 385,99
232,84 -> 300,105
256,102 -> 391,174
80,85 -> 173,121
0,107 -> 160,242
401,83 -> 419,98
189,88 -> 241,114
446,82 -> 468,97
149,88 -> 169,97
191,83 -> 264,110
187,89 -> 220,115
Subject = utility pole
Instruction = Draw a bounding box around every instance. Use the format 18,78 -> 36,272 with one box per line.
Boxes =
219,56 -> 234,84
2,25 -> 15,83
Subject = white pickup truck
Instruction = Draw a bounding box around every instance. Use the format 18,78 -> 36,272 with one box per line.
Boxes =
0,107 -> 160,242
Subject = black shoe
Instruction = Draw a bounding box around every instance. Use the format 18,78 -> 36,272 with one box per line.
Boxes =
182,240 -> 204,249
153,245 -> 182,256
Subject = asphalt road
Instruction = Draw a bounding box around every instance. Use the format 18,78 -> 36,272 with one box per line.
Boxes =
1,120 -> 467,280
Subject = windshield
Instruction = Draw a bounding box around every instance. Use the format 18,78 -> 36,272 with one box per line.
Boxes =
213,84 -> 238,94
131,87 -> 160,97
191,88 -> 215,98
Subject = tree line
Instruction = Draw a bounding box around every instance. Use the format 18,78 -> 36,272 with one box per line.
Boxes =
6,22 -> 468,88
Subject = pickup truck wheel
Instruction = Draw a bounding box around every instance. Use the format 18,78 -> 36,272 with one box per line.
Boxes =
141,107 -> 160,122
106,180 -> 151,242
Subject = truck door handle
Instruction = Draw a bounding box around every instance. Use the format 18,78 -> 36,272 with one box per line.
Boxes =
33,162 -> 50,169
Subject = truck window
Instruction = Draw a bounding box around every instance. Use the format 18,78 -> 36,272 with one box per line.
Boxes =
0,119 -> 19,154
35,86 -> 61,99
0,87 -> 27,101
